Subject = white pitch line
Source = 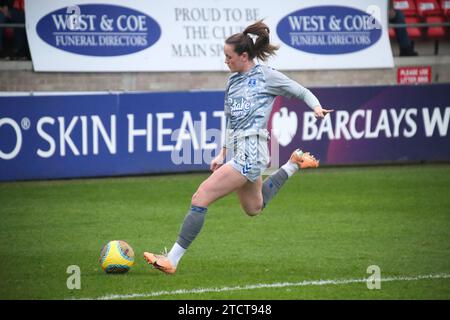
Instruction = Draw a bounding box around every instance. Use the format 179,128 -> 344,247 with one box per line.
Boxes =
77,273 -> 450,300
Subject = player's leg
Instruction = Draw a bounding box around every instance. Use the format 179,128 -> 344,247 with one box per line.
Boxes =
235,165 -> 292,215
261,149 -> 320,209
236,177 -> 264,216
144,163 -> 247,274
234,140 -> 319,215
172,163 -> 247,257
190,162 -> 248,207
233,148 -> 321,216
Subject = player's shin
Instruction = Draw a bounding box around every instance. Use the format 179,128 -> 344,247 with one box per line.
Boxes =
169,205 -> 208,267
262,167 -> 290,208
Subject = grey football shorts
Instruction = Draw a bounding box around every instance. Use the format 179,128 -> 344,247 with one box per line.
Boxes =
227,134 -> 270,182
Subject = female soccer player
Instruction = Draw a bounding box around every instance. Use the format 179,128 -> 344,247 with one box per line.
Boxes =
144,20 -> 334,274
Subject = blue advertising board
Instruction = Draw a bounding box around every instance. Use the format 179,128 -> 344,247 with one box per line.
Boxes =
1,85 -> 449,181
0,91 -> 225,181
269,84 -> 450,165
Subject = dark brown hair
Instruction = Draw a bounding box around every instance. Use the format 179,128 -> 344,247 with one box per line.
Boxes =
225,20 -> 279,61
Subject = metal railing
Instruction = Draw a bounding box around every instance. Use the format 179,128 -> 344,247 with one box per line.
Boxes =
1,21 -> 450,28
0,23 -> 25,28
389,22 -> 450,28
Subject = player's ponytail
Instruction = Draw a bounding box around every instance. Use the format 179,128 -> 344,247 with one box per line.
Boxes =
225,20 -> 279,61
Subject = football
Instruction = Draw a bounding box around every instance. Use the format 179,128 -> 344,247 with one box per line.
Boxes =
99,240 -> 135,274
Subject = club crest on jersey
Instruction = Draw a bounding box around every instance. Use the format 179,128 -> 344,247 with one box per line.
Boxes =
247,79 -> 257,87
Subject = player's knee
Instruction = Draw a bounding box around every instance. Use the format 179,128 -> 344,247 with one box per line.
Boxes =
191,190 -> 201,206
244,205 -> 262,217
191,185 -> 208,207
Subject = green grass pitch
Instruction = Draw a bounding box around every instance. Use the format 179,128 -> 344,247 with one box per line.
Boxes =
0,164 -> 449,300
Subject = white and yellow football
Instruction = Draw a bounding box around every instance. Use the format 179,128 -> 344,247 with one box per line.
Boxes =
99,240 -> 135,274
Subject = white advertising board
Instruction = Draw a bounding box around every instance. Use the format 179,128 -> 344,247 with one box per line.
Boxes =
25,0 -> 394,71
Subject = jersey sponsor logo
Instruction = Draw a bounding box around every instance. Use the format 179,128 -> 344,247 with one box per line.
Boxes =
36,4 -> 161,56
272,107 -> 298,147
276,5 -> 382,55
228,97 -> 251,117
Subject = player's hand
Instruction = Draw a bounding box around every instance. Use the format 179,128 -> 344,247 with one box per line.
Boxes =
210,157 -> 223,172
210,149 -> 226,172
314,106 -> 334,119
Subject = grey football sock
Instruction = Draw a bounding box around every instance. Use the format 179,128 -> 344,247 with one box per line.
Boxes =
262,168 -> 289,208
176,205 -> 208,249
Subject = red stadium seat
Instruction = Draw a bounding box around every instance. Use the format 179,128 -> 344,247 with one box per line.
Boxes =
417,0 -> 447,39
416,0 -> 443,16
3,27 -> 14,41
405,16 -> 423,38
440,0 -> 450,18
426,15 -> 447,37
394,0 -> 419,16
393,0 -> 423,38
389,27 -> 396,38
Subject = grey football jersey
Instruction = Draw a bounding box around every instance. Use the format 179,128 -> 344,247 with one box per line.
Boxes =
223,64 -> 320,148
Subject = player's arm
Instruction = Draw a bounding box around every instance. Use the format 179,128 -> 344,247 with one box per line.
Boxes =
313,105 -> 334,119
297,89 -> 333,119
264,66 -> 334,118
